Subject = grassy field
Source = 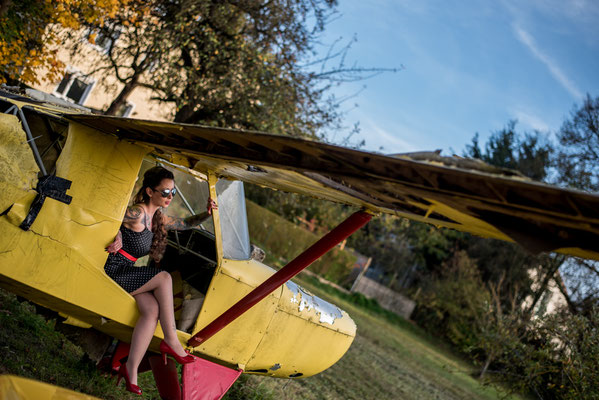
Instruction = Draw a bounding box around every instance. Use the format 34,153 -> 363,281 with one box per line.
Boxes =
0,278 -> 516,400
0,287 -> 163,400
224,274 -> 514,400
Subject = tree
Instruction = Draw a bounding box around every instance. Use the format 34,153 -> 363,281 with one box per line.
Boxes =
475,271 -> 529,379
83,0 -> 156,116
151,0 -> 387,138
0,0 -> 126,85
463,122 -> 563,310
72,0 -> 395,139
412,250 -> 490,352
65,0 -> 177,115
556,94 -> 599,192
554,94 -> 599,315
465,120 -> 553,181
494,307 -> 599,399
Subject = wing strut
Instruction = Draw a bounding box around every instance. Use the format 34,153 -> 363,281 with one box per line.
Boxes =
187,210 -> 372,347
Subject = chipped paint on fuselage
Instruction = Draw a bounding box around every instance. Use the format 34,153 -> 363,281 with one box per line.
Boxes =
286,281 -> 343,325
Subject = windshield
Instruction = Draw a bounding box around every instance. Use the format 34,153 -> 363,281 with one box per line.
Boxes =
216,180 -> 251,260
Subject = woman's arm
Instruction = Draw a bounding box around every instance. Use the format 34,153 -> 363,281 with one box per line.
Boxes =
164,212 -> 209,230
106,230 -> 122,254
105,204 -> 145,253
164,198 -> 217,231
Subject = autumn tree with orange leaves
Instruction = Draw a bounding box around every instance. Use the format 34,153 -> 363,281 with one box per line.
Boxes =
0,0 -> 128,85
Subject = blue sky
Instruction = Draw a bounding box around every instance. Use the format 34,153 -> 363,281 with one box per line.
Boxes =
316,0 -> 599,155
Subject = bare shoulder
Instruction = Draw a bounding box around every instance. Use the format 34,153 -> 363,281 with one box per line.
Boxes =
124,204 -> 144,222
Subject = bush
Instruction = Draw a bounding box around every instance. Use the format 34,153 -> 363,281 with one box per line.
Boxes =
412,250 -> 489,352
494,308 -> 599,399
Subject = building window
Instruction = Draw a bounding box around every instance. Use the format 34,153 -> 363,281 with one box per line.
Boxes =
114,101 -> 135,118
53,69 -> 95,105
87,26 -> 121,53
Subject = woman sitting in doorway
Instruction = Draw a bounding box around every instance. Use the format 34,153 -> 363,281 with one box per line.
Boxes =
104,166 -> 216,395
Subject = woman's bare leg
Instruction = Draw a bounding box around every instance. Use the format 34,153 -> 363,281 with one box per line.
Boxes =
125,292 -> 159,385
130,271 -> 187,357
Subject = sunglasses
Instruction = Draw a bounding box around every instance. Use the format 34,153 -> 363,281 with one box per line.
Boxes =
152,187 -> 177,198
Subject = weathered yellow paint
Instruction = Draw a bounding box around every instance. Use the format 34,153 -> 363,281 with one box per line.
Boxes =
190,258 -> 356,377
0,121 -> 152,344
0,113 -> 39,212
0,375 -> 101,400
423,199 -> 513,241
6,123 -> 147,267
246,310 -> 354,377
245,280 -> 356,377
191,258 -> 282,366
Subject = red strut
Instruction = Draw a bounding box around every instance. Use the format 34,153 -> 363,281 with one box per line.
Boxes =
187,210 -> 372,347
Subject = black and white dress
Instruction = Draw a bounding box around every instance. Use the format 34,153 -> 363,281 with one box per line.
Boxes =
104,222 -> 161,293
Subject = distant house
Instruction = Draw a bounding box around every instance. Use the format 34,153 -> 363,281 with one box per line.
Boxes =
32,27 -> 172,120
523,268 -> 568,318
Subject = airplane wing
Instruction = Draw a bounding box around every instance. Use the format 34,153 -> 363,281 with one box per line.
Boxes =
0,375 -> 101,399
60,113 -> 599,261
2,90 -> 597,261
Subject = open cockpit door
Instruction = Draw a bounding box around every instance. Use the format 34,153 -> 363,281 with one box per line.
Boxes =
142,159 -> 257,339
135,159 -> 219,333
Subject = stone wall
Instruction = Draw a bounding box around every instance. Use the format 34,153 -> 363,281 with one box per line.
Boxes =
352,276 -> 416,319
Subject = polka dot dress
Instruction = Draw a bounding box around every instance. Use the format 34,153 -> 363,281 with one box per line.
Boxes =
104,225 -> 161,293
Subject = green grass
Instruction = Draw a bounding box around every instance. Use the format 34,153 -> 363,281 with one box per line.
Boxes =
0,288 -> 160,399
1,280 -> 519,400
225,274 -> 519,400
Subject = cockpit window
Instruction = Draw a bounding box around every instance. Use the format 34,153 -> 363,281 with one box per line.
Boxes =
216,180 -> 251,260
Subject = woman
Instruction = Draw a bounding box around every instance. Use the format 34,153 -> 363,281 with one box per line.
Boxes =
104,166 -> 216,395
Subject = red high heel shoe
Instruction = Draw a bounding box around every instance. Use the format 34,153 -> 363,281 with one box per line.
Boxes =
116,362 -> 142,395
160,340 -> 195,365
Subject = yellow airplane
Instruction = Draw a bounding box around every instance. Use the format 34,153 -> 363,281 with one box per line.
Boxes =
1,90 -> 598,399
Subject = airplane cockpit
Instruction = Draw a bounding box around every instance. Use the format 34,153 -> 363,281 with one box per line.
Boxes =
134,159 -> 255,333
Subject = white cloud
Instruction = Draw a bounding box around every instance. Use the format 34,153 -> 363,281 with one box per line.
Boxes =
511,109 -> 550,132
513,24 -> 583,100
361,118 -> 420,154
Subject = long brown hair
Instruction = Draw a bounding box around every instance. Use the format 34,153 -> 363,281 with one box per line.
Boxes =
133,166 -> 174,263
